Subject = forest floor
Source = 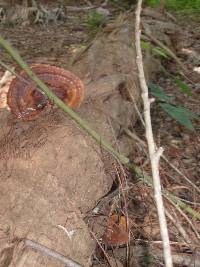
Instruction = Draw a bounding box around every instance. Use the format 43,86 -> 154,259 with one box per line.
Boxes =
0,1 -> 200,266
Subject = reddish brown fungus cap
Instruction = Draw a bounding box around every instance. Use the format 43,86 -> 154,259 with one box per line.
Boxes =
7,64 -> 85,120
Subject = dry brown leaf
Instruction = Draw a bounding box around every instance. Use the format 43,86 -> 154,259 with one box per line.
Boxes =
103,215 -> 130,246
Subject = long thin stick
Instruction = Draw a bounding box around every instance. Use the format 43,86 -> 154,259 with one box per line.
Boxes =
25,239 -> 83,267
135,1 -> 173,267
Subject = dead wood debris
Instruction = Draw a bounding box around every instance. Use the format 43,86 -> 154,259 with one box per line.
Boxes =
25,239 -> 83,267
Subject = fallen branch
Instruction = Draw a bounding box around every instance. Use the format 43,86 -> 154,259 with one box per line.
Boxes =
135,1 -> 173,267
25,239 -> 83,267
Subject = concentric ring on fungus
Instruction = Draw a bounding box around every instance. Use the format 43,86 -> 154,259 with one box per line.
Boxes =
7,64 -> 85,120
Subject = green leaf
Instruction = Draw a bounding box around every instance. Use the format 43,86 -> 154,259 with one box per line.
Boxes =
178,106 -> 199,119
175,78 -> 193,96
159,103 -> 199,130
141,40 -> 151,50
149,83 -> 174,102
144,0 -> 161,7
152,47 -> 169,58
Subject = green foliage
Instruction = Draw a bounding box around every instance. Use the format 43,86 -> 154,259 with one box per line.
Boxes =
84,11 -> 107,36
141,40 -> 151,50
166,0 -> 200,13
149,83 -> 199,130
145,0 -> 200,14
142,254 -> 155,265
152,47 -> 169,58
174,78 -> 193,96
142,41 -> 196,130
159,103 -> 198,130
149,83 -> 174,102
141,40 -> 169,59
144,0 -> 161,7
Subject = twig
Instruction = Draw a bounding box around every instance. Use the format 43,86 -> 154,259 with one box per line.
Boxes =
92,188 -> 119,213
165,209 -> 191,244
149,246 -> 200,267
124,244 -> 200,267
142,22 -> 189,75
57,225 -> 75,240
174,197 -> 200,206
89,230 -> 114,267
25,239 -> 83,267
127,85 -> 145,127
165,194 -> 200,239
123,127 -> 146,147
164,11 -> 177,22
135,1 -> 173,267
162,154 -> 200,194
115,163 -> 131,266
